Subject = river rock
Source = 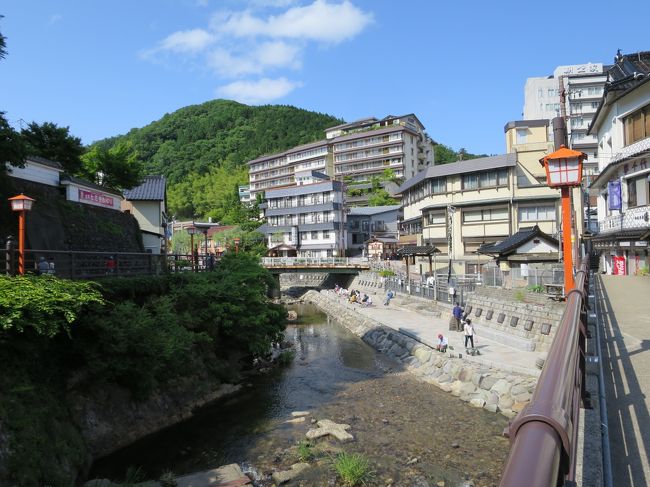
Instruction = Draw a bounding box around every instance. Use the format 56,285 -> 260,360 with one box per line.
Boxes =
285,417 -> 305,424
271,462 -> 310,484
490,379 -> 513,397
306,419 -> 354,442
291,411 -> 310,417
479,375 -> 498,390
175,463 -> 250,487
414,347 -> 432,364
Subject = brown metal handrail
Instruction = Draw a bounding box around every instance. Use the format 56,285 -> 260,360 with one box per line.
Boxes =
500,257 -> 589,487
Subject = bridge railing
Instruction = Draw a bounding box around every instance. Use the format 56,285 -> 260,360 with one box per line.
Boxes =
261,257 -> 370,267
499,257 -> 589,487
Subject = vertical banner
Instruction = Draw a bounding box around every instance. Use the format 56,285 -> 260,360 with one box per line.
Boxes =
608,181 -> 622,211
613,256 -> 626,275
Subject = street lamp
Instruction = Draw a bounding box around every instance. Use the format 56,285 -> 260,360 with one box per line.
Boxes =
233,237 -> 241,254
8,194 -> 35,275
540,144 -> 586,293
186,225 -> 200,272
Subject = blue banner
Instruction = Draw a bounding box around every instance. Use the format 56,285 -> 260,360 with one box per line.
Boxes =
608,181 -> 621,211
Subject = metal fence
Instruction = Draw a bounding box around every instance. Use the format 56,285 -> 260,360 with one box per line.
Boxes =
500,258 -> 589,487
482,266 -> 564,289
377,274 -> 478,306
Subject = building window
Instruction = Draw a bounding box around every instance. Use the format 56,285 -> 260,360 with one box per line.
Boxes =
518,205 -> 556,222
311,231 -> 319,240
427,211 -> 446,225
323,231 -> 330,239
462,207 -> 508,222
516,128 -> 527,144
628,178 -> 638,207
462,169 -> 508,190
623,104 -> 650,146
431,177 -> 446,194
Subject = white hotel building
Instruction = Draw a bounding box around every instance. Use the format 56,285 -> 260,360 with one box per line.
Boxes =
247,114 -> 435,200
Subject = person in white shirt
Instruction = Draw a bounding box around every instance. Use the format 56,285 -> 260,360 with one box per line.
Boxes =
436,334 -> 448,352
464,319 -> 476,348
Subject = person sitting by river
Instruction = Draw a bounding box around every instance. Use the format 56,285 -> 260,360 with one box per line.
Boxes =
361,293 -> 370,306
334,284 -> 341,294
349,292 -> 358,304
436,334 -> 448,353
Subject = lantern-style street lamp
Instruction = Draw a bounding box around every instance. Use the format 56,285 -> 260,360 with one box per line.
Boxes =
8,194 -> 35,275
233,237 -> 241,254
186,225 -> 200,272
540,145 -> 586,293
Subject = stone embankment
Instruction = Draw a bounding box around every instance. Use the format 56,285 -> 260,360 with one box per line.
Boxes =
306,290 -> 537,418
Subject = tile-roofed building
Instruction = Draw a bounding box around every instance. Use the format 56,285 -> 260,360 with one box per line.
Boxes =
121,176 -> 167,254
478,225 -> 558,261
123,175 -> 166,201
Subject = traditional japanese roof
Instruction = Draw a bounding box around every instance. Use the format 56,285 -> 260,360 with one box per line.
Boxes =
123,175 -> 166,201
348,205 -> 400,216
60,174 -> 122,196
397,153 -> 517,194
25,155 -> 63,170
396,245 -> 441,256
478,225 -> 558,256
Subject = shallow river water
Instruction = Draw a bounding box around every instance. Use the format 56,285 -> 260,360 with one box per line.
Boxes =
90,304 -> 509,486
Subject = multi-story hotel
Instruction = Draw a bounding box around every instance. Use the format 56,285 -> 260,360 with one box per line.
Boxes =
258,172 -> 347,258
398,119 -> 582,275
524,63 -> 607,175
247,114 -> 435,200
589,50 -> 650,275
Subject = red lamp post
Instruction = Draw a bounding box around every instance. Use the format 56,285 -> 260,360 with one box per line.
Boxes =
186,225 -> 200,272
233,237 -> 241,254
540,145 -> 586,293
8,194 -> 35,275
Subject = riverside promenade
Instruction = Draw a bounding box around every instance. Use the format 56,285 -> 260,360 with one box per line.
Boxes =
597,275 -> 650,486
330,287 -> 546,377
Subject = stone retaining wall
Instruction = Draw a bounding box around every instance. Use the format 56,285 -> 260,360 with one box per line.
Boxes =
464,287 -> 565,352
305,290 -> 537,419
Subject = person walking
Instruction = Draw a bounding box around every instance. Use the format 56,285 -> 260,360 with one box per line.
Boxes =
451,302 -> 463,331
464,318 -> 476,349
384,289 -> 394,306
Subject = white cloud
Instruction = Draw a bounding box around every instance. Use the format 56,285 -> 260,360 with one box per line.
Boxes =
159,28 -> 215,53
216,77 -> 302,104
213,0 -> 373,43
208,41 -> 301,77
248,0 -> 298,7
48,14 -> 63,26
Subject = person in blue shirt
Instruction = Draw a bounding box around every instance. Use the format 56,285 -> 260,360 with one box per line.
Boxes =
384,289 -> 394,306
451,302 -> 463,331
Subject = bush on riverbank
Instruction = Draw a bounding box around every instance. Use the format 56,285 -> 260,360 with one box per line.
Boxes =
0,254 -> 286,486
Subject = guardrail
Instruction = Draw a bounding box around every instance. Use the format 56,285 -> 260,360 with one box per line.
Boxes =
261,257 -> 370,267
500,257 -> 589,487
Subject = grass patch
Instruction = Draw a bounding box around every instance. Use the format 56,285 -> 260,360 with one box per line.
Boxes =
332,451 -> 374,486
514,289 -> 526,302
277,349 -> 296,365
296,441 -> 316,462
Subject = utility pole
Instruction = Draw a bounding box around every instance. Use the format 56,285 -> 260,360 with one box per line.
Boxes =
447,205 -> 456,283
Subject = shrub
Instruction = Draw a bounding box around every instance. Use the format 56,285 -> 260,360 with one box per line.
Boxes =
378,270 -> 395,278
527,284 -> 544,293
278,349 -> 296,365
0,275 -> 104,337
332,451 -> 374,486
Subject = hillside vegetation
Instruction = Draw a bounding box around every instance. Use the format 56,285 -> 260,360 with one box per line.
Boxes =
96,100 -> 343,220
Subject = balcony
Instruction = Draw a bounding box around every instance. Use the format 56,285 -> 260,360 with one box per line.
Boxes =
599,205 -> 650,234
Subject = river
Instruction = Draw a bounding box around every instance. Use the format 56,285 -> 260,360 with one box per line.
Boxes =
89,303 -> 509,486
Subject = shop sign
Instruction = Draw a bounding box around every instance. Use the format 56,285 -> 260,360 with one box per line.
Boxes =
79,189 -> 115,208
619,241 -> 631,247
613,256 -> 626,275
634,241 -> 648,247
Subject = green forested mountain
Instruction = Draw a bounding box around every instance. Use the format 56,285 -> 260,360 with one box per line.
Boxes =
96,100 -> 342,220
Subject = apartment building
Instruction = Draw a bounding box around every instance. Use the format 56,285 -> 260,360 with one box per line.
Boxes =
346,205 -> 400,257
247,114 -> 435,200
258,173 -> 346,258
524,63 -> 607,174
398,121 -> 575,275
589,50 -> 650,275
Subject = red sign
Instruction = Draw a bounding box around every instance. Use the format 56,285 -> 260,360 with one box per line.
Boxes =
613,256 -> 626,276
79,189 -> 115,208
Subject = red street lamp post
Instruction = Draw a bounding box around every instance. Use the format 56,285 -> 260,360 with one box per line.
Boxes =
540,145 -> 586,293
186,225 -> 200,272
8,194 -> 35,275
233,237 -> 241,254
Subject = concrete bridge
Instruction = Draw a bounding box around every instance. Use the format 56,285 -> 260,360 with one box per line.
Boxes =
260,257 -> 371,274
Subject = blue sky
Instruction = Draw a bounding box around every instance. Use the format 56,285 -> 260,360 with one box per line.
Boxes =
1,0 -> 649,156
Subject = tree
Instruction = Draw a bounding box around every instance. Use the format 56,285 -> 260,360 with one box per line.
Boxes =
80,142 -> 143,190
434,144 -> 458,164
21,121 -> 85,174
0,112 -> 25,174
0,16 -> 7,60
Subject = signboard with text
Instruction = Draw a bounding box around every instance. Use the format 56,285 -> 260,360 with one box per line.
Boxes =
79,189 -> 116,208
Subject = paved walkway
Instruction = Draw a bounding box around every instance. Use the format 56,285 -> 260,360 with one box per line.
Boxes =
331,288 -> 546,376
597,275 -> 650,487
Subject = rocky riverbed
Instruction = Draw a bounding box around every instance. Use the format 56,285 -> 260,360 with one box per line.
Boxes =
89,303 -> 510,486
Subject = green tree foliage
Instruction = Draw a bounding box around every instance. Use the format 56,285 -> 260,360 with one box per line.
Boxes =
0,112 -> 26,175
80,141 -> 143,190
0,15 -> 7,60
434,143 -> 489,164
21,121 -> 85,174
95,100 -> 342,217
0,275 -> 105,337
